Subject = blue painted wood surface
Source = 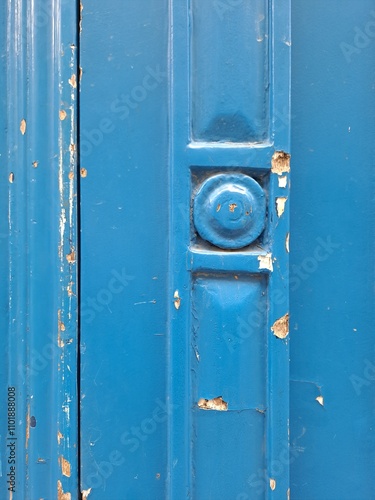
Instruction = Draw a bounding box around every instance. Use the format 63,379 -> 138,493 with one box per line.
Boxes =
5,1 -> 375,499
290,1 -> 375,498
80,2 -> 170,498
0,0 -> 79,498
80,1 -> 290,499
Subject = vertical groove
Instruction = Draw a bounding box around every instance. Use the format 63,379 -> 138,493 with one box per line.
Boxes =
76,0 -> 82,495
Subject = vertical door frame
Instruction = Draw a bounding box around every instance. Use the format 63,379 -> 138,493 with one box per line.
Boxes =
0,0 -> 79,497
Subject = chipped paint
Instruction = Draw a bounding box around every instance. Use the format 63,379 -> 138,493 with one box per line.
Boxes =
287,487 -> 290,499
58,310 -> 65,348
194,346 -> 200,361
67,283 -> 75,297
258,253 -> 273,272
57,480 -> 71,500
229,203 -> 237,212
57,431 -> 64,444
20,118 -> 26,135
174,290 -> 181,310
58,78 -> 66,270
80,168 -> 87,177
276,197 -> 288,217
26,403 -> 30,449
270,478 -> 276,490
68,174 -> 75,263
271,151 -> 290,175
59,456 -> 71,477
316,396 -> 324,406
59,208 -> 66,261
67,53 -> 77,292
68,74 -> 77,88
65,250 -> 76,264
278,175 -> 288,188
286,233 -> 290,253
79,3 -> 83,33
271,313 -> 289,339
197,396 -> 228,411
32,161 -> 38,168
8,172 -> 14,183
81,488 -> 92,499
59,109 -> 67,120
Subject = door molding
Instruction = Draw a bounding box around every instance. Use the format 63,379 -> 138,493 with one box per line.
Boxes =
168,1 -> 291,497
0,0 -> 79,497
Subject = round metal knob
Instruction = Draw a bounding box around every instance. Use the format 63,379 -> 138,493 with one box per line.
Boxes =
193,174 -> 266,249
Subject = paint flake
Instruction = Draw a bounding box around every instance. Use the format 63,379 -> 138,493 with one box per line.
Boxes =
271,151 -> 290,175
57,480 -> 71,500
197,396 -> 228,411
278,175 -> 288,188
316,396 -> 324,406
81,488 -> 92,499
258,253 -> 273,272
276,197 -> 288,217
66,251 -> 76,264
286,233 -> 290,253
271,313 -> 289,339
174,290 -> 181,310
68,74 -> 77,88
59,456 -> 71,477
20,119 -> 26,135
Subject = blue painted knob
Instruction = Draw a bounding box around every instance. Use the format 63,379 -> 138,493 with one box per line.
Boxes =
193,174 -> 266,249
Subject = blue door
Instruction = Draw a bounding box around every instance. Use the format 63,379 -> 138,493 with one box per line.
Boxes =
79,1 -> 290,499
1,1 -> 375,499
